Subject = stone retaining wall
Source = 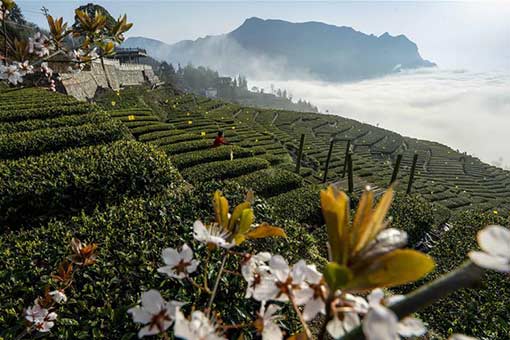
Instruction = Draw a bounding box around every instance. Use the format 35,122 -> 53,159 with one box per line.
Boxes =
59,59 -> 160,101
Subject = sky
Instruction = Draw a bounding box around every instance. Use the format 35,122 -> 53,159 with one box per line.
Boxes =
17,1 -> 510,71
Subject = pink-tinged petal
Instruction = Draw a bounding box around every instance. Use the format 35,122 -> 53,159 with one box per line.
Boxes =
367,289 -> 384,307
362,305 -> 398,340
269,255 -> 290,282
448,334 -> 478,340
141,290 -> 165,314
327,316 -> 346,339
161,247 -> 180,266
477,225 -> 510,258
138,324 -> 161,338
303,297 -> 325,321
469,251 -> 510,273
46,312 -> 57,321
193,220 -> 209,242
304,263 -> 323,284
263,322 -> 283,340
386,294 -> 405,306
157,265 -> 180,278
253,278 -> 282,302
187,259 -> 199,274
181,244 -> 194,262
343,312 -> 361,332
127,306 -> 153,324
398,317 -> 426,337
293,286 -> 314,305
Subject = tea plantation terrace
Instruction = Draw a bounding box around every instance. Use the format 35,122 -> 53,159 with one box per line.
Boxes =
97,86 -> 510,216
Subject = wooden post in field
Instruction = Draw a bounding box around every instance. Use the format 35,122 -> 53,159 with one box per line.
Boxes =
347,152 -> 354,193
322,139 -> 335,183
342,140 -> 351,178
389,154 -> 403,186
295,134 -> 305,174
407,153 -> 419,195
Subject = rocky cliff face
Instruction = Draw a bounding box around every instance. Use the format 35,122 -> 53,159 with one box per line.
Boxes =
124,17 -> 435,82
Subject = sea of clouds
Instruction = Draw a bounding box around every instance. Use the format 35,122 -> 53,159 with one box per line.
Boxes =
251,69 -> 510,169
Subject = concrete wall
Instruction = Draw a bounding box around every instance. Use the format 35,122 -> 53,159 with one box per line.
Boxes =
59,59 -> 160,101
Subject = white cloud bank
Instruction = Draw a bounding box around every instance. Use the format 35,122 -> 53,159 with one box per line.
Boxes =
251,69 -> 510,169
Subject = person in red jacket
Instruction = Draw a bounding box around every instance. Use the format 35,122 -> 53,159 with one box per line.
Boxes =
212,131 -> 229,147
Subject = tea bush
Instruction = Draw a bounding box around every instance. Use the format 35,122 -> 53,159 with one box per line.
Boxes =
161,139 -> 212,155
389,193 -> 436,245
268,184 -> 325,226
0,187 -> 325,339
0,120 -> 130,159
229,168 -> 303,197
0,103 -> 94,122
170,146 -> 253,169
0,141 -> 183,229
0,113 -> 110,134
402,210 -> 510,339
182,157 -> 270,182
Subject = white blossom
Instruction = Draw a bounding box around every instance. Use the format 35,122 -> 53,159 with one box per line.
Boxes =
173,310 -> 225,340
363,304 -> 399,340
49,290 -> 67,304
256,303 -> 283,340
157,244 -> 199,279
193,220 -> 235,249
241,252 -> 272,298
41,62 -> 53,78
16,61 -> 34,76
364,289 -> 426,339
0,63 -> 23,85
253,256 -> 313,304
127,290 -> 183,338
448,334 -> 478,340
0,9 -> 9,21
327,293 -> 368,339
302,263 -> 327,321
25,303 -> 57,333
469,225 -> 510,273
29,32 -> 50,57
327,312 -> 361,339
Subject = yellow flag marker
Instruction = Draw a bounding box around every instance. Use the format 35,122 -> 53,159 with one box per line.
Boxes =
128,115 -> 136,121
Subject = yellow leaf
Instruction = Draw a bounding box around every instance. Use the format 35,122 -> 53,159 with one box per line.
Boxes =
320,186 -> 349,264
351,190 -> 374,253
228,201 -> 251,232
245,223 -> 286,240
213,191 -> 229,229
201,131 -> 206,136
128,115 -> 135,121
346,249 -> 435,290
237,208 -> 254,235
324,262 -> 353,293
368,187 -> 394,241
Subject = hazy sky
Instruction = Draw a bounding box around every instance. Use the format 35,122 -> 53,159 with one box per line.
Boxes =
17,1 -> 510,71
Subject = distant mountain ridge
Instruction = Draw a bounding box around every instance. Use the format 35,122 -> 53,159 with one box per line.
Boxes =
123,17 -> 435,81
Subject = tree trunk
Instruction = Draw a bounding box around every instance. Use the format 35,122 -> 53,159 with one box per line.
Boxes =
100,55 -> 113,90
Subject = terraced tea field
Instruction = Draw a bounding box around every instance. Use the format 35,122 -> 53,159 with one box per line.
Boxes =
98,86 -> 510,216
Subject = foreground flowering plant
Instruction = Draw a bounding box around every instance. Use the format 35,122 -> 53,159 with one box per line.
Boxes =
16,238 -> 98,339
0,0 -> 132,89
127,186 -> 509,339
